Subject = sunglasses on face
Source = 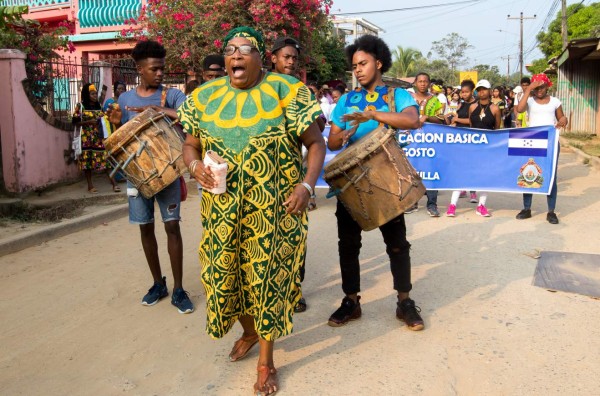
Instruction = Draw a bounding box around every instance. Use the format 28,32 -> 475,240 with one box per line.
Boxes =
223,44 -> 257,56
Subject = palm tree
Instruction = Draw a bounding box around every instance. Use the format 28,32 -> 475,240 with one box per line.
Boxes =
387,46 -> 422,79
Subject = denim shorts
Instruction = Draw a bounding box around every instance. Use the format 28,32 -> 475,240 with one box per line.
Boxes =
127,178 -> 181,224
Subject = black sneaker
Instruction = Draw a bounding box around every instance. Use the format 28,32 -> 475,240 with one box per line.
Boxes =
142,276 -> 168,306
516,209 -> 532,219
546,211 -> 559,224
328,296 -> 361,327
171,287 -> 194,314
396,298 -> 424,331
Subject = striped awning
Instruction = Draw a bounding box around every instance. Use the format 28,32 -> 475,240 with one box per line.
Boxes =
78,0 -> 140,28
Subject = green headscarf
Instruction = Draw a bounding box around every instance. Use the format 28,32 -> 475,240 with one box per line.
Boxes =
223,26 -> 266,59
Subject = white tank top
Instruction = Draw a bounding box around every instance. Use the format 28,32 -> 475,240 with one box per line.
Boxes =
526,96 -> 561,127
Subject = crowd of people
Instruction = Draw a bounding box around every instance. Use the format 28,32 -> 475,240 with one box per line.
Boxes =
415,76 -> 548,131
400,73 -> 566,223
85,27 -> 568,395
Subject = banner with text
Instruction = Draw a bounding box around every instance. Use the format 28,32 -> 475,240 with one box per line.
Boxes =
317,124 -> 558,194
397,123 -> 559,194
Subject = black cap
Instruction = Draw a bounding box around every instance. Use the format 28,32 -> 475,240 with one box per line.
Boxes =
271,37 -> 301,54
202,54 -> 225,71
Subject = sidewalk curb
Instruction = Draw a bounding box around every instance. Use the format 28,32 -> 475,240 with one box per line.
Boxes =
561,139 -> 600,171
0,203 -> 129,258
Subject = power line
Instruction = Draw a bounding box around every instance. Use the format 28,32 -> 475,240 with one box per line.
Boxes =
381,0 -> 518,67
521,0 -> 558,51
508,12 -> 537,79
468,42 -> 519,56
331,0 -> 485,16
380,3 -> 473,35
467,41 -> 519,61
379,0 -> 516,36
521,0 -> 584,63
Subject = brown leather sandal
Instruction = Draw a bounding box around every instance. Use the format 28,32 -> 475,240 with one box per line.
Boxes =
228,333 -> 259,362
254,365 -> 278,395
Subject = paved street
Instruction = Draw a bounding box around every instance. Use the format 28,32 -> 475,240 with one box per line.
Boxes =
1,149 -> 599,395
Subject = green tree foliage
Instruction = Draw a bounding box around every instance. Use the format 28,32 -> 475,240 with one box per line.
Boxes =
306,27 -> 347,84
471,64 -> 505,87
0,5 -> 29,28
507,72 -> 523,87
412,57 -> 458,86
430,32 -> 473,71
386,46 -> 422,78
0,6 -> 74,104
537,2 -> 600,58
527,58 -> 550,75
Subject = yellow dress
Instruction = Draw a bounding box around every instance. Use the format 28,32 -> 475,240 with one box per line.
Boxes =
178,73 -> 321,340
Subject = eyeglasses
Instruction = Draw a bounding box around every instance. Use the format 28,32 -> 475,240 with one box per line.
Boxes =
223,44 -> 257,56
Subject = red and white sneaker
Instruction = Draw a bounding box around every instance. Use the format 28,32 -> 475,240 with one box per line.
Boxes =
446,204 -> 456,217
476,205 -> 491,217
470,192 -> 478,203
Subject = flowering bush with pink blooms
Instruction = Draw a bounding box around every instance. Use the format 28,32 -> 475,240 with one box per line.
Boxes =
1,8 -> 75,103
122,0 -> 345,81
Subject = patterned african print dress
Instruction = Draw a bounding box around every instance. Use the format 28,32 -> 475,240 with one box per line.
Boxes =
178,72 -> 321,341
73,104 -> 109,171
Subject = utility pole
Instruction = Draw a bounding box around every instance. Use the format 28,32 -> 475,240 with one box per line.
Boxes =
501,55 -> 511,82
508,12 -> 536,79
561,0 -> 568,50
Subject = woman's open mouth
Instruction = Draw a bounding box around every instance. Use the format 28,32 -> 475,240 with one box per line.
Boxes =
231,66 -> 246,78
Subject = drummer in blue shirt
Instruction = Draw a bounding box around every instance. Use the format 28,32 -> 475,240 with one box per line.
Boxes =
326,34 -> 425,331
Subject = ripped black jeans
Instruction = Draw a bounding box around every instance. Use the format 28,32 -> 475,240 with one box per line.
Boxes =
335,201 -> 412,295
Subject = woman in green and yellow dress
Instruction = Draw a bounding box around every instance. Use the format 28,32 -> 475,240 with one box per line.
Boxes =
179,27 -> 325,395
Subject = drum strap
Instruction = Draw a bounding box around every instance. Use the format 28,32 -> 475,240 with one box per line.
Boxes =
160,87 -> 168,107
386,86 -> 397,133
387,86 -> 396,114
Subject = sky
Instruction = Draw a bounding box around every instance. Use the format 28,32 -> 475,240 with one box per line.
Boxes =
330,0 -> 591,75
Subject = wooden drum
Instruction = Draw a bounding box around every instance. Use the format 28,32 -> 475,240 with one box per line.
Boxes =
104,108 -> 186,199
324,124 -> 425,231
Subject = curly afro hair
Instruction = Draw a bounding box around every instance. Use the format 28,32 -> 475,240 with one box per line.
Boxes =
345,35 -> 392,74
131,40 -> 166,63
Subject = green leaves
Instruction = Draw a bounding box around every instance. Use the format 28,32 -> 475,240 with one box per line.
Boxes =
0,6 -> 73,107
387,46 -> 422,79
537,3 -> 600,58
0,5 -> 29,29
430,32 -> 472,71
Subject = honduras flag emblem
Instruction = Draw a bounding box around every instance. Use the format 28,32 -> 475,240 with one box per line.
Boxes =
508,128 -> 549,157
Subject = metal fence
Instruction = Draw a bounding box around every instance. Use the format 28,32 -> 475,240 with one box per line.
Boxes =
28,56 -> 189,126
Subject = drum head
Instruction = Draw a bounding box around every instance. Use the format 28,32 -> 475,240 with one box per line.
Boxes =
324,124 -> 394,179
104,108 -> 165,154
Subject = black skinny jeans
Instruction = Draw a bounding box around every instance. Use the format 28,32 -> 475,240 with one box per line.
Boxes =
335,201 -> 413,295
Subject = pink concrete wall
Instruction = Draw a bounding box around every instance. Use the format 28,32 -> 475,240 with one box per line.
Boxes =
0,49 -> 80,193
